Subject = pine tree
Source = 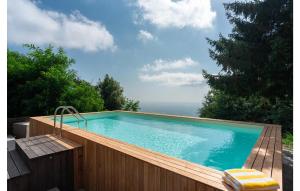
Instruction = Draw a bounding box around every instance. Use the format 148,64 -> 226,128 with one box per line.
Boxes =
204,0 -> 292,99
200,0 -> 293,132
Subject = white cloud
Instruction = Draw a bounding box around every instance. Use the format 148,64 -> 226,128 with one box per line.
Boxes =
139,58 -> 204,86
139,72 -> 204,86
8,0 -> 116,52
141,57 -> 198,72
134,0 -> 216,29
137,30 -> 155,43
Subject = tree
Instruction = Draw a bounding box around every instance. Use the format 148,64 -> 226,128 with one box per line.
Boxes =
59,80 -> 104,112
200,0 -> 292,132
97,74 -> 125,110
96,74 -> 140,111
8,45 -> 104,117
123,98 -> 140,112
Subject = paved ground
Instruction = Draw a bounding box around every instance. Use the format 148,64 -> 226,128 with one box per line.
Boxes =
283,149 -> 293,191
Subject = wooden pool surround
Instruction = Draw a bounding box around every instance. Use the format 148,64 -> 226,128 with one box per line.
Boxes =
29,111 -> 282,191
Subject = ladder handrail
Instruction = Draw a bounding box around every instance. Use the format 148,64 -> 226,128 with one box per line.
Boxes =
54,106 -> 66,134
53,106 -> 88,136
54,106 -> 80,126
68,106 -> 88,130
68,106 -> 88,124
65,106 -> 88,127
59,107 -> 81,136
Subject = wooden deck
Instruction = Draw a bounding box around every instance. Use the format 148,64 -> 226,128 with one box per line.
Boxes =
28,111 -> 283,191
244,124 -> 283,191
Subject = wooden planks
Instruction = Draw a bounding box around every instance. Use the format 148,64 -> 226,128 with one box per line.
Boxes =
71,128 -> 226,190
272,126 -> 283,191
7,149 -> 30,179
243,127 -> 268,169
13,134 -> 83,191
7,151 -> 21,179
29,117 -> 227,191
16,134 -> 81,159
7,146 -> 31,191
262,126 -> 277,176
29,116 -> 282,191
243,125 -> 283,191
9,150 -> 31,176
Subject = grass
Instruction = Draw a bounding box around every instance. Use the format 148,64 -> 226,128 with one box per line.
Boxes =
282,132 -> 293,150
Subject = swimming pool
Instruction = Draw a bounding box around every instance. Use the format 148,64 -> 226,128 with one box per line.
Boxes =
55,112 -> 262,171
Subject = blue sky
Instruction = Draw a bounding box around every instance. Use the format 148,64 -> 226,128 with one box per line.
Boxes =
8,0 -> 234,104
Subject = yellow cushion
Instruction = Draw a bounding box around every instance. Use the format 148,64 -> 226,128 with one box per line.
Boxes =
224,169 -> 280,191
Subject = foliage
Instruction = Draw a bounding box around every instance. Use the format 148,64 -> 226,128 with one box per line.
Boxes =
97,74 -> 126,110
268,98 -> 293,132
199,89 -> 292,132
204,0 -> 292,99
200,0 -> 293,132
8,45 -> 139,117
59,80 -> 104,112
282,132 -> 293,150
200,90 -> 268,122
8,45 -> 104,117
123,98 -> 140,112
96,74 -> 140,111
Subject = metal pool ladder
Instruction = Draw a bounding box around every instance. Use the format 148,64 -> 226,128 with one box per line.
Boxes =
53,106 -> 87,137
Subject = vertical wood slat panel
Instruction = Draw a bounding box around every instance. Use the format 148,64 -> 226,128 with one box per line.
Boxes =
96,144 -> 105,191
159,168 -> 167,191
105,146 -> 112,190
86,140 -> 97,191
73,148 -> 80,190
112,149 -> 126,191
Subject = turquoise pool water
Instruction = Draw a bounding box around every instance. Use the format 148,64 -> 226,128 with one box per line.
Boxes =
55,112 -> 262,171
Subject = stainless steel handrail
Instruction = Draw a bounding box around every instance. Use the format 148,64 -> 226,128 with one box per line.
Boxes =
54,107 -> 80,128
68,106 -> 88,129
53,106 -> 88,136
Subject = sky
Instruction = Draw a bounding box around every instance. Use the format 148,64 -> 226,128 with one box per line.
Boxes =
7,0 -> 234,105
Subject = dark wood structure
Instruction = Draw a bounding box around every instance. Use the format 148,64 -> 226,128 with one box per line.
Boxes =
8,135 -> 82,191
8,148 -> 30,191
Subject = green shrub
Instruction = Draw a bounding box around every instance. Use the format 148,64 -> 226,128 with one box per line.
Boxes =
8,45 -> 104,117
199,90 -> 292,132
122,98 -> 140,112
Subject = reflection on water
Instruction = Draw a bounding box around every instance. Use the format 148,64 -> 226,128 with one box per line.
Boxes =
64,112 -> 262,171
